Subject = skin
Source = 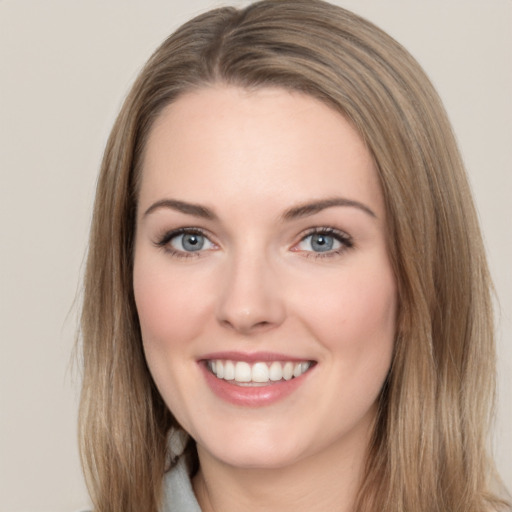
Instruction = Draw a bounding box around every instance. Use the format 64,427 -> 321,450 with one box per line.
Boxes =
133,85 -> 397,512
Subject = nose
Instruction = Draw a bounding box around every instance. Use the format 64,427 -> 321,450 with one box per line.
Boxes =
215,251 -> 286,335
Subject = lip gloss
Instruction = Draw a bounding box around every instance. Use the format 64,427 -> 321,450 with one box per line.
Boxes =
199,361 -> 313,407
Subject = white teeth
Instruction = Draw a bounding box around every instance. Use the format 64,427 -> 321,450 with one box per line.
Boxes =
252,362 -> 269,383
216,361 -> 224,379
269,361 -> 283,381
293,362 -> 311,378
208,359 -> 312,384
235,361 -> 251,382
283,362 -> 294,380
223,361 -> 235,381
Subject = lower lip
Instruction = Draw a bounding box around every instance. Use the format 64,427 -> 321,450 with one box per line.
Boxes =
200,363 -> 313,407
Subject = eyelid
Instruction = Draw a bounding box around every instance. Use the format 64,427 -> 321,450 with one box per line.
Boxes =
291,227 -> 354,256
299,226 -> 353,243
153,225 -> 353,259
154,227 -> 218,257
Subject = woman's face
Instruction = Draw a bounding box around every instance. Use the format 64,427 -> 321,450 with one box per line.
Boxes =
133,86 -> 396,469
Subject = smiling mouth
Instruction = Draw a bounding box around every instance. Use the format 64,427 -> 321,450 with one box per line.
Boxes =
206,359 -> 315,386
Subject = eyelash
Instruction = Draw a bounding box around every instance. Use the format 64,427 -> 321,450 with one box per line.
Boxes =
295,227 -> 354,259
154,226 -> 354,259
154,227 -> 213,259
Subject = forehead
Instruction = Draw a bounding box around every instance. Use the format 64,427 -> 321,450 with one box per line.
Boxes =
139,85 -> 383,218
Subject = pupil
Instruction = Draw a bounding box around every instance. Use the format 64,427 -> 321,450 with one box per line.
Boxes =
312,234 -> 333,252
183,234 -> 204,251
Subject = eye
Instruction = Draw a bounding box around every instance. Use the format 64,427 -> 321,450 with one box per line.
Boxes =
294,228 -> 353,256
155,228 -> 216,256
299,232 -> 339,252
171,232 -> 211,252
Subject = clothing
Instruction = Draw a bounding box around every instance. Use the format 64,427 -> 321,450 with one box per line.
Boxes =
162,456 -> 202,512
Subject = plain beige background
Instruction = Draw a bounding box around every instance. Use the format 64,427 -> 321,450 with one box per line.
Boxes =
0,1 -> 510,510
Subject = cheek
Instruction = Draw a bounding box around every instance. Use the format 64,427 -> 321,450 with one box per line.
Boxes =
132,253 -> 210,422
133,269 -> 178,345
300,263 -> 396,428
296,262 -> 397,358
133,256 -> 212,349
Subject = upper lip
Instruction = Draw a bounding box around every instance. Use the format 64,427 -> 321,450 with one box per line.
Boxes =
199,351 -> 315,363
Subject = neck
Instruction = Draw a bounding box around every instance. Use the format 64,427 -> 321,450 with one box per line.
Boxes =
192,421 -> 372,512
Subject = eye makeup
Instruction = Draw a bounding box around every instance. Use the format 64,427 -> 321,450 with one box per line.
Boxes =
153,225 -> 354,261
292,227 -> 354,259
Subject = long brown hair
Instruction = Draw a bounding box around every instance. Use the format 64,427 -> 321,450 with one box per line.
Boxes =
79,1 -> 509,510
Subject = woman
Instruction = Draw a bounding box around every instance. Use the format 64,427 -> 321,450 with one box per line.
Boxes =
78,1 -> 510,511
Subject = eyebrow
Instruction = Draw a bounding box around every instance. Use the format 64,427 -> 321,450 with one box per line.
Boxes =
282,197 -> 376,220
144,199 -> 217,219
143,196 -> 376,221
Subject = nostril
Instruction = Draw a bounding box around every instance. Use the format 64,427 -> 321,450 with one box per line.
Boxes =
254,321 -> 271,329
220,318 -> 273,335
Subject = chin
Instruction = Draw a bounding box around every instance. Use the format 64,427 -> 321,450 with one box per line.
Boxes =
208,446 -> 303,470
195,425 -> 314,470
